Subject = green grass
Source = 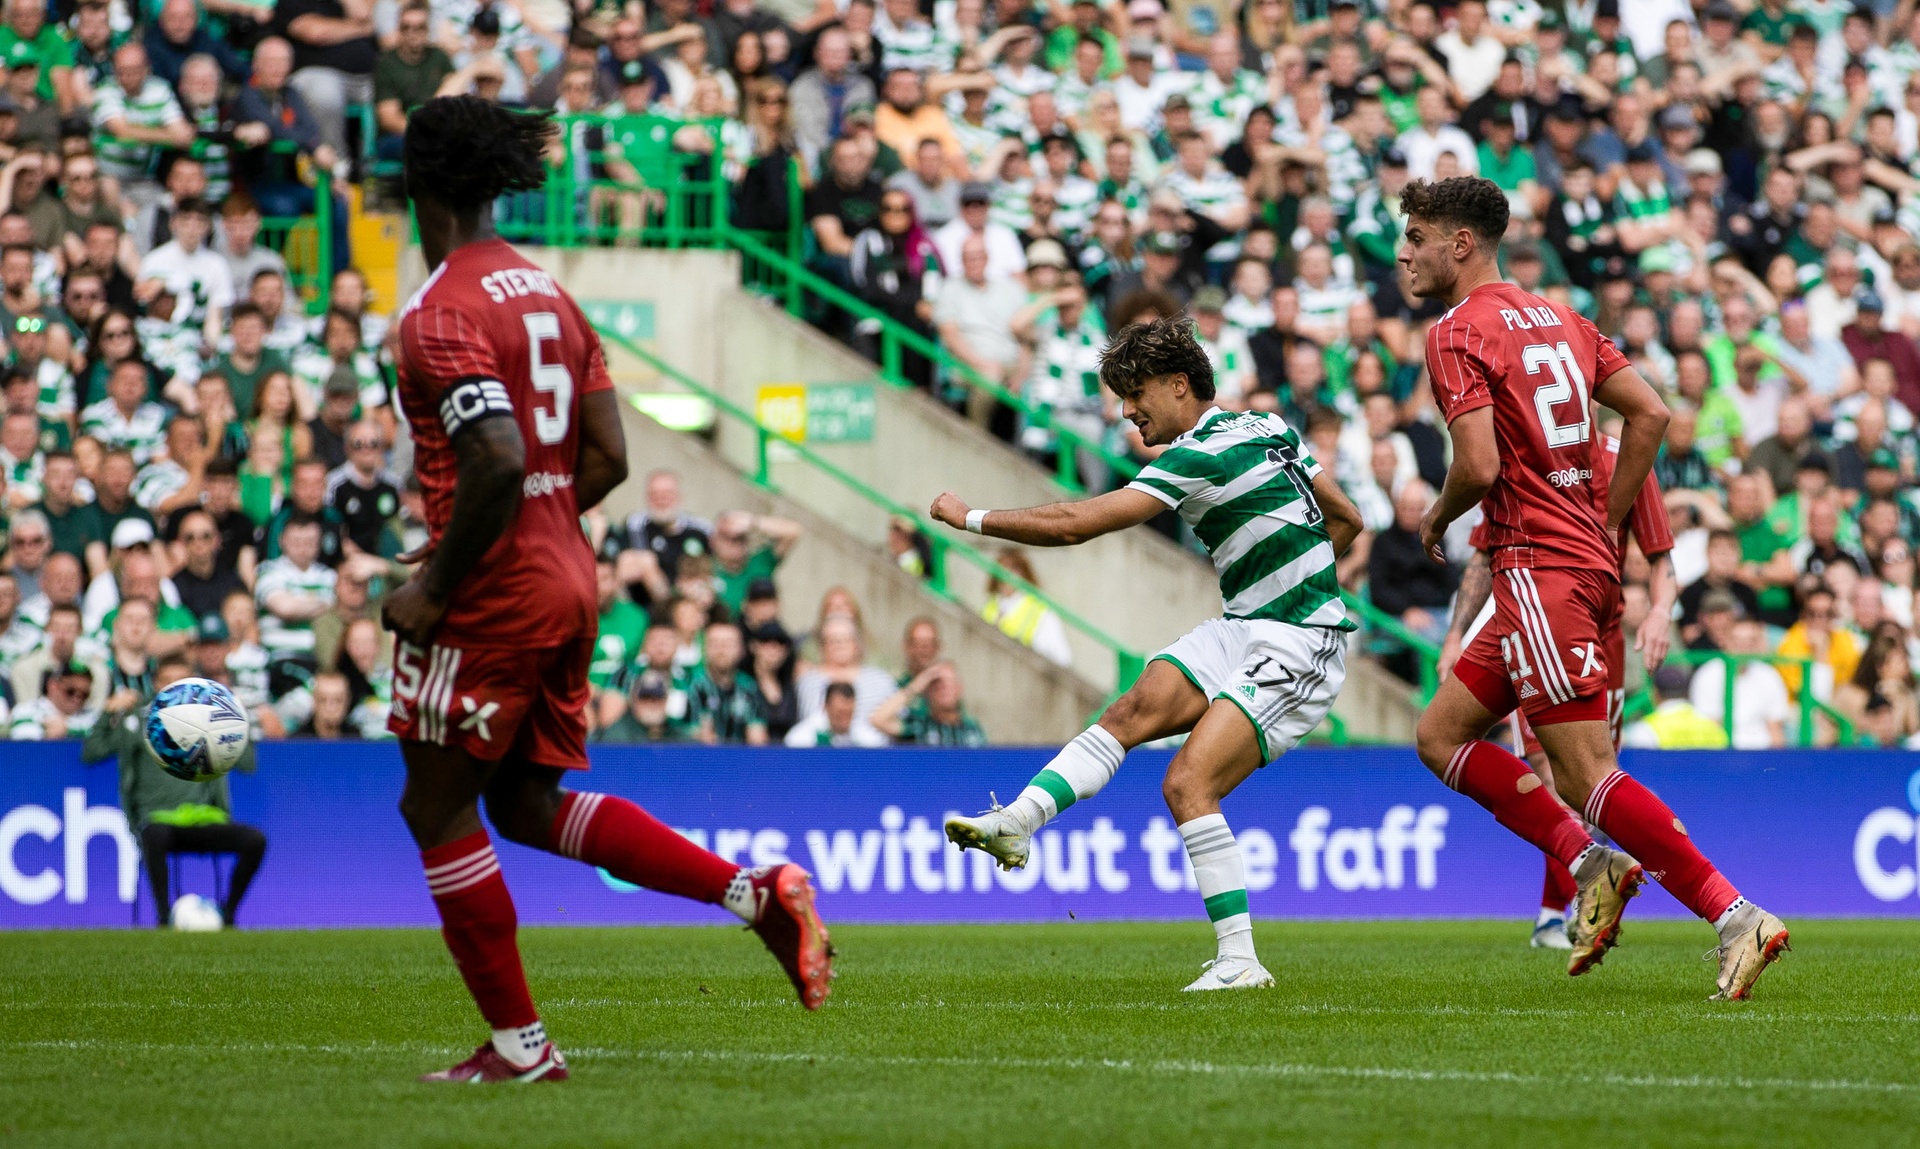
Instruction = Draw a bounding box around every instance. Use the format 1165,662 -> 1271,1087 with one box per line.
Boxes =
3,921 -> 1917,1147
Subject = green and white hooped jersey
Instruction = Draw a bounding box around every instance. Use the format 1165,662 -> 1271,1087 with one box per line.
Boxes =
254,558 -> 337,656
1126,407 -> 1354,631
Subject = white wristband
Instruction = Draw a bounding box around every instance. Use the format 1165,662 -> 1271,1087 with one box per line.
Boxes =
965,509 -> 989,534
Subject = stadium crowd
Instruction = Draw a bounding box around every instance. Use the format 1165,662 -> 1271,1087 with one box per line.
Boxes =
1,0 -> 1920,747
687,0 -> 1920,748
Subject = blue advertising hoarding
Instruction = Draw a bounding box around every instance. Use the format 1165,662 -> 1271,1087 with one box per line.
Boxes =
4,743 -> 1919,927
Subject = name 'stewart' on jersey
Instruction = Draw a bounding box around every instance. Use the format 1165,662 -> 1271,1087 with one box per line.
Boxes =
479,268 -> 561,303
1496,306 -> 1566,332
1546,467 -> 1593,488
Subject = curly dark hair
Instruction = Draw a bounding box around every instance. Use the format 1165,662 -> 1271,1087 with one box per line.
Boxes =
1099,315 -> 1216,400
405,96 -> 557,211
1399,175 -> 1510,245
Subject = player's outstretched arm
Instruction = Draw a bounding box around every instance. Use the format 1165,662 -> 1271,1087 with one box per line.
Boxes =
1419,406 -> 1499,562
1310,468 -> 1365,558
1594,365 -> 1670,534
928,488 -> 1165,547
383,417 -> 526,646
574,389 -> 629,513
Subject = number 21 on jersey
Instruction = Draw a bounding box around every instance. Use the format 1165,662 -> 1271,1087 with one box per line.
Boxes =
524,312 -> 573,445
1522,341 -> 1589,448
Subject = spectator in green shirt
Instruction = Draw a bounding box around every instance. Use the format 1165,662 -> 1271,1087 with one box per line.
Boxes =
709,509 -> 802,617
372,2 -> 453,160
28,450 -> 103,562
1727,471 -> 1798,625
591,556 -> 648,689
870,661 -> 987,746
0,1 -> 73,111
1473,105 -> 1536,199
1674,349 -> 1744,470
208,304 -> 289,417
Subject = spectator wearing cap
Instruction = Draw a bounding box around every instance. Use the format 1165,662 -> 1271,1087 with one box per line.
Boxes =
1624,664 -> 1732,749
790,26 -> 877,170
79,515 -> 159,628
373,1 -> 453,159
595,668 -> 695,743
1111,35 -> 1182,131
0,0 -> 76,114
932,180 -> 1025,282
1842,298 -> 1920,414
1,50 -> 59,152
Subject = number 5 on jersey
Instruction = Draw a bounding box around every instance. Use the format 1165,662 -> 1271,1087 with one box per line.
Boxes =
524,312 -> 573,444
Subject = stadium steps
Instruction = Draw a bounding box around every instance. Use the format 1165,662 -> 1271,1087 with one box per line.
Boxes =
603,378 -> 1110,743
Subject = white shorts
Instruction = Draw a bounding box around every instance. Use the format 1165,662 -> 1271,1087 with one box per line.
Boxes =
1151,618 -> 1348,763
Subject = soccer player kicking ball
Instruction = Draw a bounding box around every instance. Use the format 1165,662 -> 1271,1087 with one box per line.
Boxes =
1398,175 -> 1787,999
1440,431 -> 1679,950
385,97 -> 832,1084
932,317 -> 1365,991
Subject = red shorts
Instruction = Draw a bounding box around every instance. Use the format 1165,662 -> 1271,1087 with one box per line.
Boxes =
388,637 -> 592,769
1454,566 -> 1620,730
1515,623 -> 1626,756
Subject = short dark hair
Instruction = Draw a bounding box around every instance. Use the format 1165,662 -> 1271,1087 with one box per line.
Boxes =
1399,175 -> 1509,246
824,681 -> 857,703
205,455 -> 239,479
1098,315 -> 1215,400
229,302 -> 263,325
173,196 -> 211,219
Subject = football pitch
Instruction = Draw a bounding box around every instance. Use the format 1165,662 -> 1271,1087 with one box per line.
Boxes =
4,921 -> 1917,1147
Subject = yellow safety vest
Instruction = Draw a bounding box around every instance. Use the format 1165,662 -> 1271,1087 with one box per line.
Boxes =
982,592 -> 1047,647
1644,702 -> 1731,749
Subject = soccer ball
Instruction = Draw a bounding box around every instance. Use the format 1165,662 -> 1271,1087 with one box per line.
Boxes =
170,893 -> 225,932
146,677 -> 251,781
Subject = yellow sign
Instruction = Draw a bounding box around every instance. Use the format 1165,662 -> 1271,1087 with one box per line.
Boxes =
755,384 -> 808,440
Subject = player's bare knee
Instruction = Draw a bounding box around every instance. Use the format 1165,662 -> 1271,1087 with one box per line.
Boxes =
1160,761 -> 1215,823
1413,716 -> 1459,776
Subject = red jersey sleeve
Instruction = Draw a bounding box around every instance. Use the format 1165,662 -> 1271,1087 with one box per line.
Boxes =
401,303 -> 504,392
1425,314 -> 1494,423
1626,466 -> 1675,557
1468,517 -> 1491,552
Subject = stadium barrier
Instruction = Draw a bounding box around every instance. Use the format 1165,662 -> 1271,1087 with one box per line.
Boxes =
5,742 -> 1917,928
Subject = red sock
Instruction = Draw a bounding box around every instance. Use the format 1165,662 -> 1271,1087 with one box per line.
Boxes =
1541,856 -> 1577,912
422,831 -> 537,1029
1584,771 -> 1740,922
550,792 -> 737,904
1443,741 -> 1594,868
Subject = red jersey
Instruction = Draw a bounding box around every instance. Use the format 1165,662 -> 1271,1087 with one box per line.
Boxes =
1427,281 -> 1631,576
1468,434 -> 1674,564
396,238 -> 613,649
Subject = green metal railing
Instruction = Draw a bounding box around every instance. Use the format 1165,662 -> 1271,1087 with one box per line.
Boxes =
1639,650 -> 1865,748
596,324 -> 1147,702
726,232 -> 1143,496
182,138 -> 333,315
1343,589 -> 1442,703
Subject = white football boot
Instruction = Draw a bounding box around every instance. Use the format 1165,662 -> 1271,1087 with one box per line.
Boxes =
1181,956 -> 1276,992
944,796 -> 1032,870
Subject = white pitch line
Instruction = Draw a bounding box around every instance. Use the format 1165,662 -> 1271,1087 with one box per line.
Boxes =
6,1039 -> 1915,1096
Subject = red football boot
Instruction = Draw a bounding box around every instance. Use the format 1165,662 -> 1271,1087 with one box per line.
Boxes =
746,863 -> 835,1010
420,1042 -> 570,1083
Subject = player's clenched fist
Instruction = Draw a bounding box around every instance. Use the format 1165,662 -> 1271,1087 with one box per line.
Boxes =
929,492 -> 971,530
1417,504 -> 1448,564
382,577 -> 448,648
